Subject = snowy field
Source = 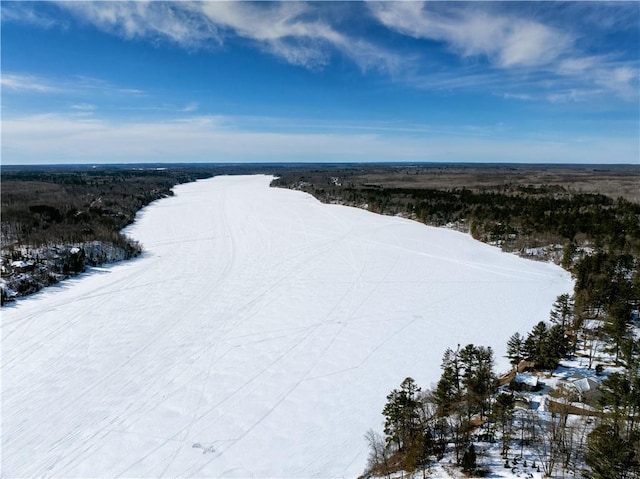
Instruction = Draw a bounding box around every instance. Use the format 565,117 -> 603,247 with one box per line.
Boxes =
1,175 -> 573,478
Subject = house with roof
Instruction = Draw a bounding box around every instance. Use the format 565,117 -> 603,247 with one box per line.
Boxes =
510,372 -> 541,392
561,375 -> 602,405
10,260 -> 34,274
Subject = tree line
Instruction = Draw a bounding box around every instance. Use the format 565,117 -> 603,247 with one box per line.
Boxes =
308,184 -> 640,256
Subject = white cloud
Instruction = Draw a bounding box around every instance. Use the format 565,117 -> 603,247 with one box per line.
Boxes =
71,103 -> 96,111
368,2 -> 571,69
70,103 -> 97,116
4,2 -> 636,102
556,56 -> 603,76
57,1 -> 221,47
547,89 -> 601,104
181,102 -> 199,113
0,113 -> 379,162
600,65 -> 639,98
1,72 -> 149,102
503,93 -> 534,101
198,2 -> 401,72
1,72 -> 148,97
0,2 -> 62,29
497,20 -> 569,68
1,73 -> 61,93
51,1 -> 399,72
368,1 -> 638,101
2,113 -> 637,165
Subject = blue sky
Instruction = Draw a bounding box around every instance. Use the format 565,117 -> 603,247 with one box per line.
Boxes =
2,1 -> 639,164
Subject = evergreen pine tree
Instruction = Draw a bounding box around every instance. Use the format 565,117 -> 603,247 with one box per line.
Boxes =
606,298 -> 632,362
382,377 -> 422,452
585,424 -> 639,479
435,347 -> 462,416
538,324 -> 569,369
585,370 -> 640,478
460,444 -> 477,473
506,332 -> 524,367
523,321 -> 548,364
550,294 -> 574,329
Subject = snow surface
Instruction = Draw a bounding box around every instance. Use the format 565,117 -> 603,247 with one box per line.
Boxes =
1,175 -> 573,478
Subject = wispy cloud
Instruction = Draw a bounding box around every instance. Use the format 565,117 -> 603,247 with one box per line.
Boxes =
1,72 -> 147,100
592,64 -> 639,100
3,113 -> 637,165
0,2 -> 63,29
367,1 -> 638,101
556,1 -> 640,33
3,2 -> 637,103
503,93 -> 534,101
197,2 -> 400,72
368,2 -> 571,69
546,89 -> 603,104
71,103 -> 96,111
1,73 -> 62,93
57,1 -> 221,47
48,1 -> 399,73
69,103 -> 97,117
181,102 -> 199,113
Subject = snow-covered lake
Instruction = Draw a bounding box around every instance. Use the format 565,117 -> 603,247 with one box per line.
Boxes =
1,175 -> 573,478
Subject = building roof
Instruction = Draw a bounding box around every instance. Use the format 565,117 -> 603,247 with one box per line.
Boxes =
515,373 -> 538,387
570,377 -> 599,394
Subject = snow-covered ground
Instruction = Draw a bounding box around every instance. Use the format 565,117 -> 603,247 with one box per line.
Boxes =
1,175 -> 573,478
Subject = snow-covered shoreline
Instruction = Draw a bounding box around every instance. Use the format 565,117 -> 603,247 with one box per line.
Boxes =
1,175 -> 573,478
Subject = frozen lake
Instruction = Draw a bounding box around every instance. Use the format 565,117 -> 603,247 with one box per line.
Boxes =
1,175 -> 573,478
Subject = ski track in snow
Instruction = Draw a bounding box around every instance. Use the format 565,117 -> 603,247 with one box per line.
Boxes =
1,175 -> 573,478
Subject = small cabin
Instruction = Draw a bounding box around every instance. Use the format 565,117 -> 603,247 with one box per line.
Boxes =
565,376 -> 601,405
511,373 -> 541,392
10,260 -> 34,274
